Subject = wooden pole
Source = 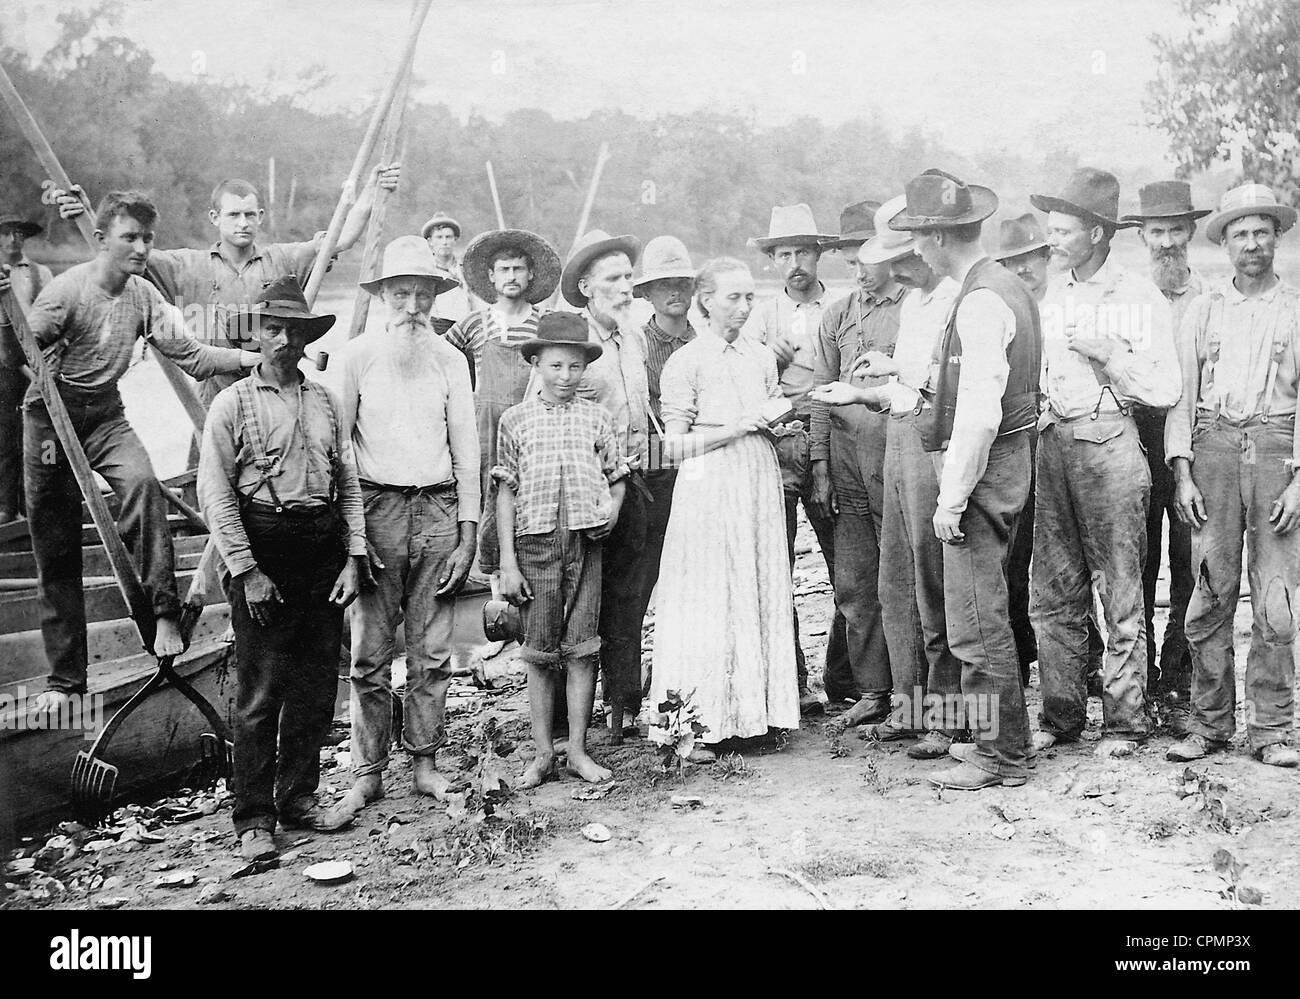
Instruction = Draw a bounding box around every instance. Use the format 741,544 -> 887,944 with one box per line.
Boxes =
286,175 -> 298,228
267,156 -> 276,234
0,61 -> 210,437
544,142 -> 611,310
302,0 -> 433,308
347,41 -> 417,340
486,160 -> 506,229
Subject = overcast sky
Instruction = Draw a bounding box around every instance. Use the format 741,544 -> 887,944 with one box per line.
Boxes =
10,0 -> 1186,172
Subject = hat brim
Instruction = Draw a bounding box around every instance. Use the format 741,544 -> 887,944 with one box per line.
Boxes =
822,232 -> 874,251
519,338 -> 603,363
462,229 -> 561,304
991,238 -> 1050,262
1029,194 -> 1139,229
560,235 -> 642,307
857,236 -> 916,265
249,308 -> 336,344
0,221 -> 42,238
1119,209 -> 1212,223
420,218 -> 461,240
889,185 -> 999,231
1204,204 -> 1298,245
749,234 -> 833,251
359,271 -> 461,297
632,267 -> 697,296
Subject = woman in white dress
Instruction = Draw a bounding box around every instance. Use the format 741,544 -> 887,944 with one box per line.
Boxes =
650,257 -> 799,755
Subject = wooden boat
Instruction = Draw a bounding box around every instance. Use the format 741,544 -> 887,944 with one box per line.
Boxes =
0,480 -> 494,839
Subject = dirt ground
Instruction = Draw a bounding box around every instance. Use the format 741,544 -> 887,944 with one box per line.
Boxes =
4,517 -> 1298,911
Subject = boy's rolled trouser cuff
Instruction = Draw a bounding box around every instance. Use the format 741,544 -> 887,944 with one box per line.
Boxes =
353,758 -> 387,778
519,636 -> 602,669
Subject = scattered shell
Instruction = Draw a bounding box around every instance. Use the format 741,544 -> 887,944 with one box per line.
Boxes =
153,870 -> 198,888
991,822 -> 1016,840
94,896 -> 131,910
670,795 -> 706,809
580,823 -> 611,843
197,883 -> 229,904
304,860 -> 354,884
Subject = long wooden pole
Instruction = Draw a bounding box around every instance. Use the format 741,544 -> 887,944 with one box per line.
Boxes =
302,0 -> 433,308
0,61 -> 210,437
486,160 -> 506,229
544,142 -> 611,309
347,42 -> 417,340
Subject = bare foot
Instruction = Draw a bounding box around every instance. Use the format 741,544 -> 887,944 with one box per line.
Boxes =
412,756 -> 452,800
566,749 -> 613,784
154,615 -> 185,657
519,753 -> 556,789
834,696 -> 889,729
334,774 -> 384,817
31,690 -> 72,718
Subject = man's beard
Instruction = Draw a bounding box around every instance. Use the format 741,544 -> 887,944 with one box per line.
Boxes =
1149,246 -> 1189,292
594,294 -> 632,321
387,315 -> 441,377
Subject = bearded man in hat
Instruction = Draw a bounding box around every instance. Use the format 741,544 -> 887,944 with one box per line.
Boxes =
445,229 -> 560,574
423,211 -> 474,322
558,230 -> 653,739
326,236 -> 479,821
743,204 -> 846,715
0,213 -> 52,523
626,235 -> 698,678
55,166 -> 400,406
810,199 -> 907,724
198,274 -> 369,858
888,169 -> 1040,789
1029,168 -> 1181,755
1119,181 -> 1211,733
0,192 -> 260,716
1165,184 -> 1300,769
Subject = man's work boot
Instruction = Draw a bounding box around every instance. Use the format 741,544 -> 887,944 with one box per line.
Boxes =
1256,744 -> 1300,769
799,687 -> 825,717
907,730 -> 954,760
833,690 -> 891,729
927,761 -> 1025,790
948,741 -> 1036,769
1166,733 -> 1229,762
239,829 -> 278,861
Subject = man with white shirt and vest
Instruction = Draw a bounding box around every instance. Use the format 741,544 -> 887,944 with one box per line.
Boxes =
1165,184 -> 1300,769
812,199 -> 908,726
1120,181 -> 1209,734
558,230 -> 653,741
1029,168 -> 1181,754
813,195 -> 962,757
743,204 -> 845,715
886,169 -> 1040,789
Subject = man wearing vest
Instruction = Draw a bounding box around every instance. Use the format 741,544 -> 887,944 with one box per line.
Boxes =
0,213 -> 52,524
888,169 -> 1039,789
1029,169 -> 1181,755
1120,181 -> 1209,735
198,276 -> 370,860
1165,184 -> 1300,769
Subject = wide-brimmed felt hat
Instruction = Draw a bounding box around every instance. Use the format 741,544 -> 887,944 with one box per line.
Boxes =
749,203 -> 834,251
823,200 -> 881,250
359,235 -> 461,296
560,229 -> 641,307
1120,181 -> 1211,224
632,235 -> 695,297
990,212 -> 1051,261
519,310 -> 602,363
859,196 -> 916,264
1030,167 -> 1135,229
461,229 -> 560,304
0,214 -> 42,238
888,169 -> 999,231
249,276 -> 335,343
1203,183 -> 1298,245
420,212 -> 461,240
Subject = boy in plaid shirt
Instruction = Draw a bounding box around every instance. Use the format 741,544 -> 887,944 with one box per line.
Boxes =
493,312 -> 626,786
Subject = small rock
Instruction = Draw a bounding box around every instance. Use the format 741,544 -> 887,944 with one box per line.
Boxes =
581,823 -> 611,843
94,896 -> 130,910
1237,886 -> 1264,906
151,860 -> 173,872
1095,740 -> 1137,759
82,840 -> 115,853
102,876 -> 124,891
990,822 -> 1016,840
196,883 -> 229,904
153,870 -> 198,888
670,795 -> 706,809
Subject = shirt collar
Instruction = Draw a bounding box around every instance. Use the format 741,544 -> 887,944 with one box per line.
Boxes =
211,241 -> 264,267
783,281 -> 827,308
859,282 -> 907,307
585,310 -> 621,342
1066,253 -> 1117,288
250,363 -> 305,392
645,315 -> 696,344
1222,273 -> 1283,304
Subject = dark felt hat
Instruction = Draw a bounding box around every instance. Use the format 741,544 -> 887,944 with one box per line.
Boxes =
519,311 -> 602,363
990,212 -> 1051,261
1031,167 -> 1136,228
0,214 -> 43,238
249,276 -> 336,343
1120,180 -> 1211,223
888,169 -> 998,230
823,200 -> 881,250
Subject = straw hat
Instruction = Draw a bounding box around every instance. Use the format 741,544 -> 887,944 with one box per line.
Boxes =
859,196 -> 916,264
461,229 -> 561,304
632,235 -> 695,297
359,235 -> 461,296
1203,183 -> 1298,245
248,276 -> 335,343
749,203 -> 833,251
420,212 -> 461,239
519,311 -> 602,363
560,229 -> 641,307
990,213 -> 1051,261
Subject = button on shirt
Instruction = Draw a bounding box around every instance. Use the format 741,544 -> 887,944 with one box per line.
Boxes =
336,326 -> 481,518
575,313 -> 650,467
810,284 -> 906,458
1039,256 -> 1180,421
1165,276 -> 1300,468
742,283 -> 828,416
198,367 -> 367,577
491,395 -> 625,535
878,277 -> 961,415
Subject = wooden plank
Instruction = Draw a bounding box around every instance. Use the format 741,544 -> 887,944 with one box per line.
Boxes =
0,535 -> 207,579
0,569 -> 202,634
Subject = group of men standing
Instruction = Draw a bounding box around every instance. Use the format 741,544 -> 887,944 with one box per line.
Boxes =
0,158 -> 1297,857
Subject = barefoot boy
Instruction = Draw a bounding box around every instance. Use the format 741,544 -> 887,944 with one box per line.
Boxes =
492,312 -> 626,787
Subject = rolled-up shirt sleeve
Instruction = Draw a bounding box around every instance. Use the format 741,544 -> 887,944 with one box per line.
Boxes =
144,283 -> 251,379
936,289 -> 1015,517
197,392 -> 258,578
490,412 -> 521,491
1164,294 -> 1207,466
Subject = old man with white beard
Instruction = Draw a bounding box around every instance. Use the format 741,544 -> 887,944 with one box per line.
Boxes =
329,236 -> 480,820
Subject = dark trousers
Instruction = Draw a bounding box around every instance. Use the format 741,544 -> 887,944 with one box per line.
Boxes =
944,433 -> 1033,776
0,366 -> 25,518
599,474 -> 650,712
24,389 -> 181,694
228,504 -> 345,835
625,466 -> 677,693
1134,406 -> 1194,700
776,429 -> 849,695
